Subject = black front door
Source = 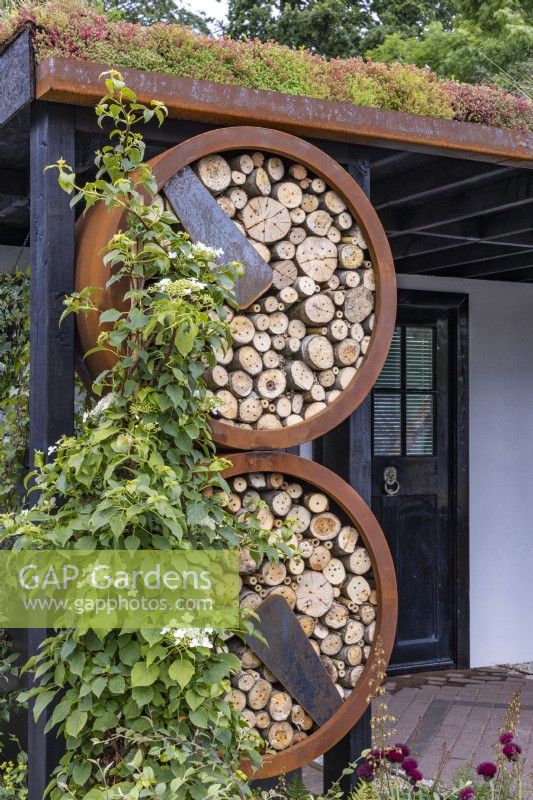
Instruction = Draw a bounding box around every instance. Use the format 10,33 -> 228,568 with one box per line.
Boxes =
371,296 -> 462,673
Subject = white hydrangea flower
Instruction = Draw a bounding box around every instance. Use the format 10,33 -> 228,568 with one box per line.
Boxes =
90,392 -> 116,418
153,277 -> 172,291
191,242 -> 223,261
188,278 -> 207,289
47,444 -> 58,456
161,626 -> 215,649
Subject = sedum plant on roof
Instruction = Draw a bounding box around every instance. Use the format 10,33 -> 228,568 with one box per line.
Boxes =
0,0 -> 532,131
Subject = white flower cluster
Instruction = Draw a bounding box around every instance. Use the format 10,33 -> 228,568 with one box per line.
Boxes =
161,626 -> 215,649
191,242 -> 223,261
84,392 -> 116,421
153,277 -> 172,292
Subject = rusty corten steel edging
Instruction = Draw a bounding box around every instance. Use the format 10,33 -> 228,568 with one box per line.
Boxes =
223,451 -> 398,779
36,57 -> 533,168
75,125 -> 397,452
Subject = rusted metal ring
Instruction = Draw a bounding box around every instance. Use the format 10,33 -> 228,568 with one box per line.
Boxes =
76,126 -> 397,450
223,451 -> 398,779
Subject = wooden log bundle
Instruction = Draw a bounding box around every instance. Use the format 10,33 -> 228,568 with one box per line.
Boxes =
194,150 -> 377,431
225,470 -> 378,750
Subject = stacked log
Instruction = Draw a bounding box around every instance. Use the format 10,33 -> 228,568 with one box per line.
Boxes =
225,471 -> 378,749
193,151 -> 376,430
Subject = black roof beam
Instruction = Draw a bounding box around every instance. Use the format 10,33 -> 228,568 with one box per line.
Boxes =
398,236 -> 533,274
368,151 -> 422,180
430,248 -> 533,279
373,159 -> 510,210
381,171 -> 533,236
390,204 -> 533,260
393,229 -> 533,262
0,29 -> 34,128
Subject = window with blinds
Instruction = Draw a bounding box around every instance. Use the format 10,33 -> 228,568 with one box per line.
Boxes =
373,325 -> 435,457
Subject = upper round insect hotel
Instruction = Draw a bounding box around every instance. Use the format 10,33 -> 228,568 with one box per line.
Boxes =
195,150 -> 376,432
223,470 -> 378,751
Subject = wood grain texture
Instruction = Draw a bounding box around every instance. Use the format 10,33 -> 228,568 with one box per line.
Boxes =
28,100 -> 75,800
75,126 -> 396,451
223,452 -> 398,779
0,29 -> 34,127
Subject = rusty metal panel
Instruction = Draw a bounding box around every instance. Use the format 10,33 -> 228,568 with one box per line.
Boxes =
35,56 -> 533,167
164,166 -> 272,307
247,594 -> 343,726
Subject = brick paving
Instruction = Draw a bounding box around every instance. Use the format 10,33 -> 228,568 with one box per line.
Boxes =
301,667 -> 533,794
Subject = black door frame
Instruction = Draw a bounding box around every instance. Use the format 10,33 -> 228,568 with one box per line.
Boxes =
392,289 -> 470,670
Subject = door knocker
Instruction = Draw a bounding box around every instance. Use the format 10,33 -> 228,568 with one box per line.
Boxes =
384,466 -> 400,496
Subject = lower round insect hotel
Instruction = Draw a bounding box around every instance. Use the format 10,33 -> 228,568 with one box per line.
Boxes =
221,452 -> 398,778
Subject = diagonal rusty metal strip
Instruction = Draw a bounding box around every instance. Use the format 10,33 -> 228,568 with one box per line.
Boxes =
246,594 -> 343,726
164,166 -> 273,308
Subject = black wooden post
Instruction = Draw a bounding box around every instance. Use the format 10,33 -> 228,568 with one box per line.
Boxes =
315,158 -> 373,796
28,100 -> 76,800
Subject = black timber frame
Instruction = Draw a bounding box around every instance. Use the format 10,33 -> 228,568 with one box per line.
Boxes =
314,158 -> 372,795
28,100 -> 76,800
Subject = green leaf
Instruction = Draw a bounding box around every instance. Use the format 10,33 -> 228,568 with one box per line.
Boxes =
92,676 -> 107,697
203,653 -> 241,685
108,675 -> 126,694
72,762 -> 92,786
65,709 -> 88,738
69,651 -> 86,677
131,661 -> 159,687
168,659 -> 195,689
130,748 -> 143,769
119,640 -> 140,666
33,690 -> 56,722
185,689 -> 204,711
99,308 -> 122,323
132,685 -> 154,706
189,706 -> 208,728
45,697 -> 73,731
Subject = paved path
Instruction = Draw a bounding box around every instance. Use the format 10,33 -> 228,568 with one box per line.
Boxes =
301,667 -> 533,794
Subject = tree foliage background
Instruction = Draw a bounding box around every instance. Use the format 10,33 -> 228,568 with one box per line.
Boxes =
224,0 -> 533,90
0,0 -> 530,91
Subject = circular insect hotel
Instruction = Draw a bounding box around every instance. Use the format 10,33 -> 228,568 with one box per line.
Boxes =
75,126 -> 398,778
223,453 -> 397,778
76,126 -> 397,450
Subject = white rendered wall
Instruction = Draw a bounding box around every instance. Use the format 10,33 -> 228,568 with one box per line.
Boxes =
397,273 -> 533,668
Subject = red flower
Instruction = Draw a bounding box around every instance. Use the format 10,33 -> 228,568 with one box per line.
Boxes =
356,762 -> 374,781
409,768 -> 423,784
459,788 -> 474,800
502,742 -> 522,761
402,758 -> 418,774
396,743 -> 410,757
386,747 -> 404,763
499,732 -> 514,744
477,762 -> 498,780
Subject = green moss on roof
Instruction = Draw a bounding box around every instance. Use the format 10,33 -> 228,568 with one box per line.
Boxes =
1,0 -> 533,132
